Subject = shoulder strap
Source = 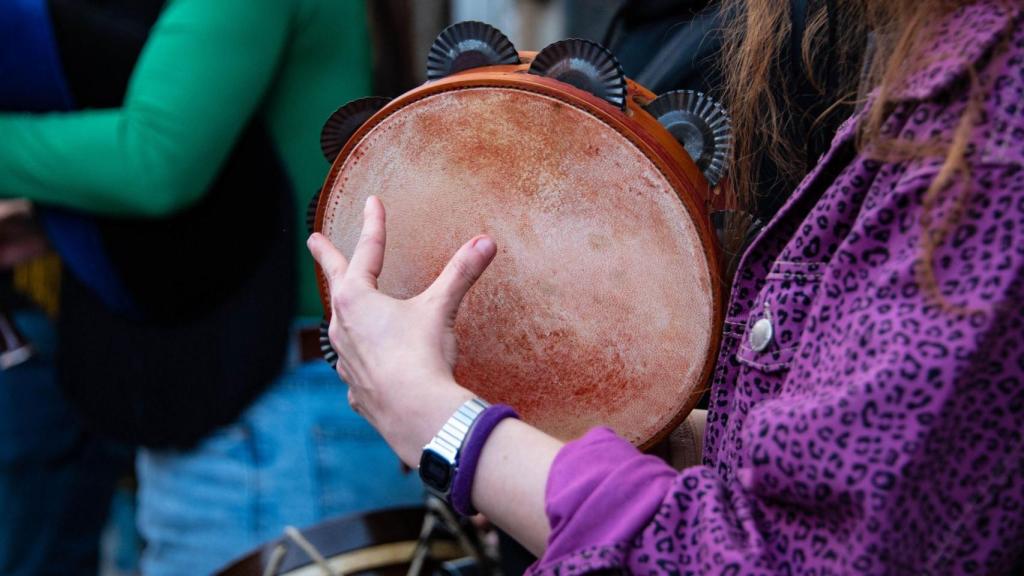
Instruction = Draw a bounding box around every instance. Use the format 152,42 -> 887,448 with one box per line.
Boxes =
630,4 -> 724,94
0,0 -> 74,110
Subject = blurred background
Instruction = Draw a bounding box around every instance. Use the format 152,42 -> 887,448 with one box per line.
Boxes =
1,0 -> 716,574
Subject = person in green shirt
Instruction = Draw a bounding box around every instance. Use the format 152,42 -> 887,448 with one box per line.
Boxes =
0,1 -> 423,573
0,0 -> 346,318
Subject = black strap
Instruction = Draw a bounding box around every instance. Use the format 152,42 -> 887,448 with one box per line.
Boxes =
601,2 -> 721,96
48,0 -> 165,108
46,0 -> 295,448
632,4 -> 724,94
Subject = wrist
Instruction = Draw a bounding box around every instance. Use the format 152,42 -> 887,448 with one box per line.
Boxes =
449,403 -> 520,515
385,376 -> 474,467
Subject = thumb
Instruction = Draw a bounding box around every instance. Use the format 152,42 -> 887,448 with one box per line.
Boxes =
423,235 -> 497,320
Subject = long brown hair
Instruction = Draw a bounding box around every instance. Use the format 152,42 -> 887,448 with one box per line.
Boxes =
721,0 -> 1008,308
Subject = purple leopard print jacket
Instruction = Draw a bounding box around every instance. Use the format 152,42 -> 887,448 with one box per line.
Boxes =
529,2 -> 1024,574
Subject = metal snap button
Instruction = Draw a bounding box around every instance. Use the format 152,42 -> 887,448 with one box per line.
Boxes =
749,301 -> 774,352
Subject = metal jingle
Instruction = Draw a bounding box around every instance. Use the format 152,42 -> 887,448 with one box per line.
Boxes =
320,96 -> 391,163
644,90 -> 732,187
306,188 -> 321,235
528,38 -> 627,110
426,21 -> 520,81
320,318 -> 339,368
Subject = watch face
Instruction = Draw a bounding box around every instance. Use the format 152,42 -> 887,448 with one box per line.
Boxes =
419,449 -> 453,492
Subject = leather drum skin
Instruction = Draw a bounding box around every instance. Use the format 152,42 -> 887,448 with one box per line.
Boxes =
314,51 -> 724,449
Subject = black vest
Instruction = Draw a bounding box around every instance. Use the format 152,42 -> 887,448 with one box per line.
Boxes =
47,0 -> 295,448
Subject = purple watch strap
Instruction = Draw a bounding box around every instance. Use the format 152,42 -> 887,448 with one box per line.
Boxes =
451,404 -> 519,516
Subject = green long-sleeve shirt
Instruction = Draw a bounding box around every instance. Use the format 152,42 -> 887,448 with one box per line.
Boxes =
0,0 -> 371,318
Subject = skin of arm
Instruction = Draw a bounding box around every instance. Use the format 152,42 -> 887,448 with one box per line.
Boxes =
307,197 -> 558,555
0,0 -> 292,217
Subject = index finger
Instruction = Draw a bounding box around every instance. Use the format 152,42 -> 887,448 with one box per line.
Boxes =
348,196 -> 387,287
307,232 -> 349,286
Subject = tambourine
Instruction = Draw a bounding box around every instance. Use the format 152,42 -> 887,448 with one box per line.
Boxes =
311,22 -> 730,449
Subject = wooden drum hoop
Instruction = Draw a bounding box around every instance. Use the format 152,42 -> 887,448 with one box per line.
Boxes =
313,44 -> 725,450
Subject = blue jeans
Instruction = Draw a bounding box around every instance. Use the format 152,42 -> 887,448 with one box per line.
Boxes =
0,311 -> 131,576
137,359 -> 425,576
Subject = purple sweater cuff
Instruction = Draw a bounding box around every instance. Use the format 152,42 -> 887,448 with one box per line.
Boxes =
537,427 -> 677,568
450,404 -> 519,516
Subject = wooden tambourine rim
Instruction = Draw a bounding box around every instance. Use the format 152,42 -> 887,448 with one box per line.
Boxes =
314,56 -> 724,450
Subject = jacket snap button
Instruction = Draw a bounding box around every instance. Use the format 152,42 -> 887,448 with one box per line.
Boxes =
749,302 -> 774,352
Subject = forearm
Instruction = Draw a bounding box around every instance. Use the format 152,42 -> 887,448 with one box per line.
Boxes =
387,378 -> 706,558
471,408 -> 705,555
472,418 -> 561,556
377,374 -> 558,555
0,110 -> 195,215
472,409 -> 707,556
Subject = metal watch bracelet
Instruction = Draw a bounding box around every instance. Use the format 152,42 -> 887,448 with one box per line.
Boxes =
418,397 -> 490,502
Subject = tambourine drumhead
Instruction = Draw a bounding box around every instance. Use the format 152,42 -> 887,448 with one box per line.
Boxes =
319,84 -> 719,447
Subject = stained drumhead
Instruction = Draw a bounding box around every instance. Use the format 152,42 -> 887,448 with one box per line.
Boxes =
320,87 -> 715,446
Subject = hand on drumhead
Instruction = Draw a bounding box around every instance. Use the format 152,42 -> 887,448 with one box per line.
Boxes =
307,196 -> 498,466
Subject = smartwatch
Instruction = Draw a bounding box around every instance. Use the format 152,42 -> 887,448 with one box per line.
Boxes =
418,397 -> 490,502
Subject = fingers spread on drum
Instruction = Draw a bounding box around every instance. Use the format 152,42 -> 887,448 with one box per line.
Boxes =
307,232 -> 348,284
347,387 -> 362,415
348,195 -> 387,288
421,235 -> 498,323
327,314 -> 360,385
306,196 -> 486,466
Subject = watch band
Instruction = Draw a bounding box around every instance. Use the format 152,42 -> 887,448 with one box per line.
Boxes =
449,404 -> 519,516
419,397 -> 490,500
427,397 -> 490,460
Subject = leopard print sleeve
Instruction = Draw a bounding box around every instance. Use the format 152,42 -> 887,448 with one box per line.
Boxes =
528,164 -> 1024,576
529,3 -> 1024,572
